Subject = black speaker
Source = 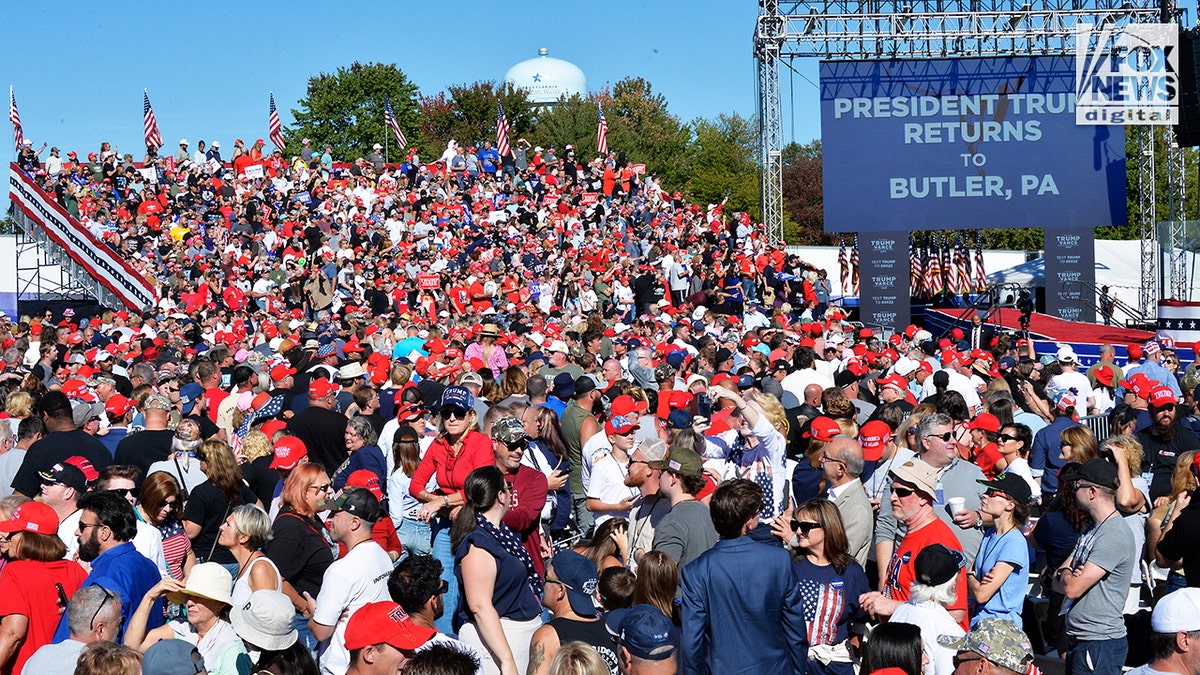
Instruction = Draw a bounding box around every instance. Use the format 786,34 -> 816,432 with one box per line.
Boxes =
1174,27 -> 1200,146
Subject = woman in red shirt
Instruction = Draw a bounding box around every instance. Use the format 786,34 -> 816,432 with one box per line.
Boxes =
410,386 -> 494,635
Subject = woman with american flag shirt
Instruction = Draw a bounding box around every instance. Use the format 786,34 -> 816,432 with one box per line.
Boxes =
774,498 -> 870,675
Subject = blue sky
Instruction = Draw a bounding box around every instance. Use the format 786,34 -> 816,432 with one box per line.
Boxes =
0,1 -> 826,165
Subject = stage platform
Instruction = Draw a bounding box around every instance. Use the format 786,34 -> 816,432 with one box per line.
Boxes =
923,308 -> 1190,366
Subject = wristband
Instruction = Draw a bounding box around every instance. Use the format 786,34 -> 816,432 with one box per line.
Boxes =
443,495 -> 450,509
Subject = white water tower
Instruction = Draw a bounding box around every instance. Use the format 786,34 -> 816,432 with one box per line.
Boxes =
504,48 -> 587,105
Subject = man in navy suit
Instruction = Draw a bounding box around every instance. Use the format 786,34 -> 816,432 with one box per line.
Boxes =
680,478 -> 808,675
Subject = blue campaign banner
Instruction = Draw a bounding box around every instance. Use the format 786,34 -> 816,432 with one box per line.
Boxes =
820,56 -> 1127,233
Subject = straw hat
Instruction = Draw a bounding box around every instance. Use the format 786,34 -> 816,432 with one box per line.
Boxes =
167,562 -> 233,607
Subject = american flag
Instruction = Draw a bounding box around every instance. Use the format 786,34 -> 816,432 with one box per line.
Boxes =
496,103 -> 511,158
268,92 -> 285,150
910,233 -> 922,298
597,102 -> 608,155
850,233 -> 860,296
800,574 -> 847,646
974,230 -> 988,291
838,235 -> 849,295
143,90 -> 163,150
926,235 -> 943,296
940,235 -> 953,294
954,232 -> 969,294
9,87 -> 22,153
384,94 -> 407,150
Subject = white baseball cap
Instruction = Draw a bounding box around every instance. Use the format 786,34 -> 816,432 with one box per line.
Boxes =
1152,588 -> 1200,632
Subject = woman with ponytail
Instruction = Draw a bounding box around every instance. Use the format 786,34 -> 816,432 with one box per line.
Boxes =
451,466 -> 543,675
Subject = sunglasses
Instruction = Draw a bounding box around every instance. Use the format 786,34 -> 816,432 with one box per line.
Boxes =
790,519 -> 823,535
928,431 -> 955,442
442,407 -> 469,420
892,486 -> 917,498
997,433 -> 1020,443
504,441 -> 529,451
108,488 -> 135,500
90,586 -> 118,631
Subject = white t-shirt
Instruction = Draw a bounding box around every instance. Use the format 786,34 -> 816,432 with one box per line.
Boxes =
133,520 -> 169,577
58,509 -> 82,561
1047,370 -> 1094,418
780,368 -> 834,403
1002,458 -> 1039,497
891,600 -> 964,675
148,456 -> 207,498
586,454 -> 637,527
922,368 -> 983,411
313,541 -> 393,675
580,432 -> 613,494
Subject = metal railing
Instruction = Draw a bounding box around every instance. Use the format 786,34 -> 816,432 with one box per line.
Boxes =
1079,412 -> 1111,440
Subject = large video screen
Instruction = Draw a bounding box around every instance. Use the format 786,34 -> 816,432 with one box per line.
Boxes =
820,56 -> 1127,233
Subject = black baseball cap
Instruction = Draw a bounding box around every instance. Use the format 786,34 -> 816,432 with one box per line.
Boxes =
914,544 -> 966,586
330,487 -> 382,523
1061,458 -> 1119,491
977,473 -> 1032,505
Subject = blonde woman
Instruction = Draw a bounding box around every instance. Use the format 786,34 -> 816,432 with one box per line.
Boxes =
239,431 -> 279,509
704,386 -> 788,540
898,404 -> 937,452
1057,425 -> 1098,464
465,324 -> 508,378
4,392 -> 32,437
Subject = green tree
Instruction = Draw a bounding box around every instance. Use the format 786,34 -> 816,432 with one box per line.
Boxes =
603,77 -> 690,188
781,140 -> 833,245
1111,127 -> 1199,241
289,62 -> 420,161
416,81 -> 535,158
532,93 -> 602,156
685,113 -> 760,221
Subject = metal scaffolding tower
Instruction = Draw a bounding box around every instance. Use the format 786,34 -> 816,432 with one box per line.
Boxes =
9,207 -> 121,306
755,0 -> 1174,316
1166,135 -> 1190,302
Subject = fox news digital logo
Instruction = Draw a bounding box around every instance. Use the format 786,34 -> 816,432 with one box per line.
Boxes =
1076,23 -> 1178,125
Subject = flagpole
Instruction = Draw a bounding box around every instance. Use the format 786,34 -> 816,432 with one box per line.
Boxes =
384,105 -> 388,165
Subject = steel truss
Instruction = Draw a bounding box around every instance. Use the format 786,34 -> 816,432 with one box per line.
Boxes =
9,207 -> 120,306
756,0 -> 1179,317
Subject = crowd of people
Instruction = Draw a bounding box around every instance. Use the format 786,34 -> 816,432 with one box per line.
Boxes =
3,135 -> 1200,675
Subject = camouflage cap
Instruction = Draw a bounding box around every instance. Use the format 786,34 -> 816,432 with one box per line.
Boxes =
938,619 -> 1034,675
654,363 -> 677,383
492,416 -> 530,445
647,443 -> 704,477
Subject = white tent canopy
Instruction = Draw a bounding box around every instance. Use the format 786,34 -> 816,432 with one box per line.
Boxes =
986,239 -> 1200,300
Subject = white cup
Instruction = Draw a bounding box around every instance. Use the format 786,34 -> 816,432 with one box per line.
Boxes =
947,496 -> 966,514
